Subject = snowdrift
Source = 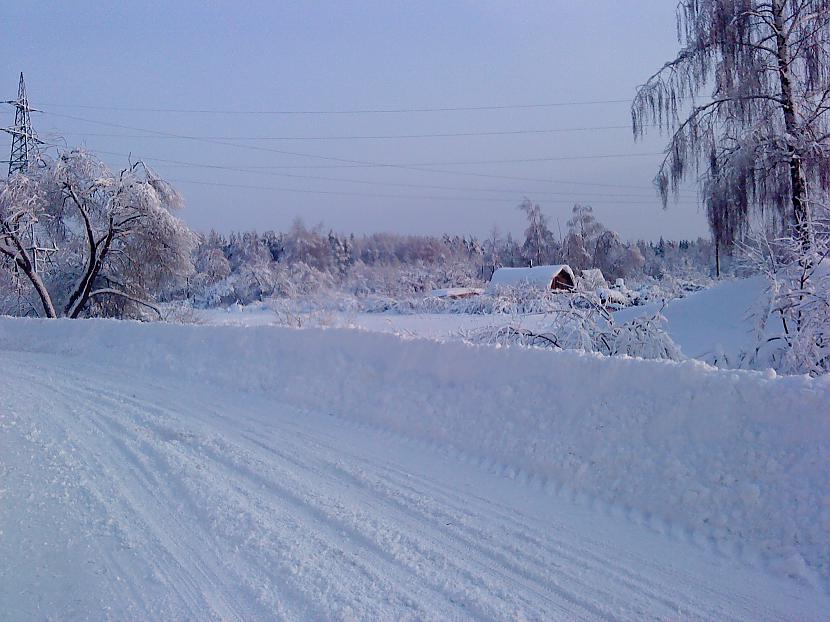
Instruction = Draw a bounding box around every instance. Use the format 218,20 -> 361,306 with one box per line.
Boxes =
2,317 -> 828,579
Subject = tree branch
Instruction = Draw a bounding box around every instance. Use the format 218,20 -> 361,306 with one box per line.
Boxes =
87,288 -> 161,318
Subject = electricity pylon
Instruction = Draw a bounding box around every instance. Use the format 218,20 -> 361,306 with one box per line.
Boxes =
2,72 -> 55,274
3,72 -> 43,175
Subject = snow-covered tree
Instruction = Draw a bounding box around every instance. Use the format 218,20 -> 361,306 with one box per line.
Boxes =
564,231 -> 593,270
518,198 -> 554,266
194,245 -> 231,285
0,150 -> 195,318
593,230 -> 645,281
633,0 -> 830,253
742,219 -> 830,375
566,204 -> 604,251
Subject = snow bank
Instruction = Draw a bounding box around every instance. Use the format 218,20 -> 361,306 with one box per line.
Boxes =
614,276 -> 767,362
2,317 -> 828,579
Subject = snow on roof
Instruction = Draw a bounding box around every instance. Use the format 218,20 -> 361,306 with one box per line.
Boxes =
487,265 -> 575,291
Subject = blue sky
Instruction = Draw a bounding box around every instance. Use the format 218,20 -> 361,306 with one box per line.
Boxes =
1,1 -> 707,241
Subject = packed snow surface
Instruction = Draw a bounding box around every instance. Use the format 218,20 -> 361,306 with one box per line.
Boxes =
1,316 -> 829,620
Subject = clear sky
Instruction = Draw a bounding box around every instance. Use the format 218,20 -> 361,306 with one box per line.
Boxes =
1,1 -> 708,241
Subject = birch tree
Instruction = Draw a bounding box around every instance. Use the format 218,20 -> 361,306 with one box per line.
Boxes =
518,198 -> 554,266
0,149 -> 195,318
633,0 -> 830,253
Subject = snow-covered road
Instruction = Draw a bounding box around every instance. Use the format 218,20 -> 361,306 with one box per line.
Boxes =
2,350 -> 828,621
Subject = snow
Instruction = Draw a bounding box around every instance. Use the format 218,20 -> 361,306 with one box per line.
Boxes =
200,277 -> 766,361
579,268 -> 608,290
4,343 -> 828,620
614,276 -> 768,363
430,287 -> 483,299
487,265 -> 575,291
1,315 -> 829,613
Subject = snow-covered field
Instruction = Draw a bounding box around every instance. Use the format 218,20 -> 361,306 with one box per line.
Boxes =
201,276 -> 767,363
1,312 -> 829,620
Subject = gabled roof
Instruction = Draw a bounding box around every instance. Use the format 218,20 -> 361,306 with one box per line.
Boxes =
487,265 -> 575,290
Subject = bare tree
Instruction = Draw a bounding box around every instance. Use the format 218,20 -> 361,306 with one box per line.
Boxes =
633,0 -> 830,254
0,150 -> 195,318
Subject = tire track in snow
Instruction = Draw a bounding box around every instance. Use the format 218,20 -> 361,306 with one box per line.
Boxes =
6,362 -> 476,620
52,376 -> 556,621
2,350 -> 826,621
31,367 -> 634,620
8,381 -> 269,620
3,366 -> 316,620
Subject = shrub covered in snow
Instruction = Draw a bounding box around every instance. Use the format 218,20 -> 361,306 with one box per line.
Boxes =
741,225 -> 830,376
462,294 -> 681,361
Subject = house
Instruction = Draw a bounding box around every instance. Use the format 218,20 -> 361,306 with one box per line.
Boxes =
487,265 -> 576,292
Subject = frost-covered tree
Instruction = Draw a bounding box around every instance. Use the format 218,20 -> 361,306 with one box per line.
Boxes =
566,204 -> 605,249
563,204 -> 606,270
742,216 -> 830,375
564,232 -> 592,271
283,219 -> 331,271
194,244 -> 231,285
0,150 -> 195,318
633,0 -> 830,253
518,198 -> 554,266
593,230 -> 645,281
484,225 -> 502,279
328,230 -> 352,279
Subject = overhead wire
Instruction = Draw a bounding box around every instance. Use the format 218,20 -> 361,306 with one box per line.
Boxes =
163,176 -> 700,206
37,98 -> 636,115
53,124 -> 643,141
91,147 -> 686,200
43,110 -> 698,196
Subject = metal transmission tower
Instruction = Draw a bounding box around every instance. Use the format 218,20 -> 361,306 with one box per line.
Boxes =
3,73 -> 43,175
2,72 -> 55,274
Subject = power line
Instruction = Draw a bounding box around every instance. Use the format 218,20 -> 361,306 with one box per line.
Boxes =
107,150 -> 697,195
44,111 -> 697,195
166,176 -> 701,206
92,147 -> 683,200
38,98 -> 634,115
40,110 -> 702,200
54,124 -> 643,141
45,111 -> 661,165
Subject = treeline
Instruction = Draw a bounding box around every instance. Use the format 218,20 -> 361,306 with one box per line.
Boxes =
188,205 -> 719,306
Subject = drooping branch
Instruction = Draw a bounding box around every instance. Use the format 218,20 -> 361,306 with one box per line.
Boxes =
633,0 -> 830,254
87,288 -> 161,318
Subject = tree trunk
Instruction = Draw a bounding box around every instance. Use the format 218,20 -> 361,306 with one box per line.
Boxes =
17,257 -> 57,318
67,223 -> 115,319
1,225 -> 57,318
715,237 -> 720,278
773,0 -> 813,250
